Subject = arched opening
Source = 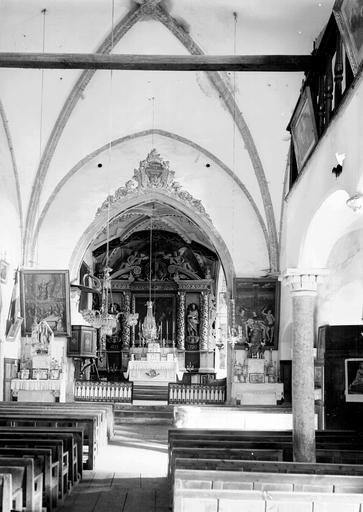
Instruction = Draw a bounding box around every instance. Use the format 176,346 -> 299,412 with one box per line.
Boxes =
73,197 -> 233,402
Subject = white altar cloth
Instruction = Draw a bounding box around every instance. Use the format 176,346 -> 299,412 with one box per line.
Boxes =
232,382 -> 284,405
124,360 -> 181,383
11,378 -> 66,402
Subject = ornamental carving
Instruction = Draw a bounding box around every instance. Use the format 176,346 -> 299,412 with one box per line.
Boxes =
96,149 -> 210,220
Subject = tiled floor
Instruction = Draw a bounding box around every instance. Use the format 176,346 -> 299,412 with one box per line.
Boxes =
58,425 -> 170,512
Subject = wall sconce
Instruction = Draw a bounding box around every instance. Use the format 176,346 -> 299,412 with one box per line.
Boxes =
331,152 -> 345,178
346,192 -> 363,212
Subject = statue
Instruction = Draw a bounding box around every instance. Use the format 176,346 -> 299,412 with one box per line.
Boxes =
261,306 -> 275,345
245,313 -> 266,358
186,303 -> 199,337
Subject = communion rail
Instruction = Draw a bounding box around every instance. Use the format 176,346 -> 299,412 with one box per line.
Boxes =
74,380 -> 133,402
168,383 -> 226,405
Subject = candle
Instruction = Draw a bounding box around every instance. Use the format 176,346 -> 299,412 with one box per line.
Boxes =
172,320 -> 175,342
160,322 -> 163,341
166,321 -> 169,341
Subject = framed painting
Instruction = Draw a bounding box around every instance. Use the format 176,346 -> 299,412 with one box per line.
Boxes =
345,358 -> 363,402
20,269 -> 71,336
235,278 -> 280,349
249,373 -> 265,384
290,87 -> 318,171
334,0 -> 363,74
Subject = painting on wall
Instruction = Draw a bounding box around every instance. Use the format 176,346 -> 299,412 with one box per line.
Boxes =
290,87 -> 318,171
334,0 -> 363,74
20,270 -> 71,336
345,358 -> 363,402
235,278 -> 280,350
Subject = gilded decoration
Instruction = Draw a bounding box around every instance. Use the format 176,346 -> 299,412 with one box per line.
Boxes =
95,149 -> 210,220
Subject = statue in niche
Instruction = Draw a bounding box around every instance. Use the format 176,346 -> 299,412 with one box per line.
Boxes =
186,303 -> 199,337
245,313 -> 266,358
261,306 -> 275,345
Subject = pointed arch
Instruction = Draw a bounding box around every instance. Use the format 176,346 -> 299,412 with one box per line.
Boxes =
30,129 -> 270,268
69,189 -> 236,291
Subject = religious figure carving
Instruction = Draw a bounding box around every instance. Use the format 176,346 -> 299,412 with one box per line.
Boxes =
95,149 -> 210,221
245,313 -> 266,358
186,302 -> 199,337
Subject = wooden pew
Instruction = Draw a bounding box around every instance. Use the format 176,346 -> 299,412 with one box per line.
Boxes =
0,402 -> 113,441
0,402 -> 110,447
174,458 -> 363,476
174,488 -> 363,512
0,447 -> 58,512
0,428 -> 80,485
0,425 -> 83,483
0,473 -> 17,512
175,468 -> 363,492
0,438 -> 68,500
0,457 -> 43,512
0,409 -> 101,469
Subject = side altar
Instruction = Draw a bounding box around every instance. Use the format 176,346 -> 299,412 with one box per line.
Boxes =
231,352 -> 283,406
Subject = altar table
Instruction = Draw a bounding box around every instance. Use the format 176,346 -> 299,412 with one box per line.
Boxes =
232,382 -> 284,405
10,378 -> 66,402
124,360 -> 181,383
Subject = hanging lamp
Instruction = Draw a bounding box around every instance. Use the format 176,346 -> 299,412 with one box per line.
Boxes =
142,210 -> 158,343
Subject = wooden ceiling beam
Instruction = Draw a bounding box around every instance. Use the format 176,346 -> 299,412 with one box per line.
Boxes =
0,52 -> 314,71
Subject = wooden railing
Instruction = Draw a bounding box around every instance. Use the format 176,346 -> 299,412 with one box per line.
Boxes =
74,380 -> 133,402
168,383 -> 226,405
288,13 -> 355,188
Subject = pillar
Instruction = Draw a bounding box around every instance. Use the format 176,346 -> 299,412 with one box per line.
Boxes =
283,269 -> 326,462
200,290 -> 210,350
122,291 -> 131,350
177,291 -> 186,350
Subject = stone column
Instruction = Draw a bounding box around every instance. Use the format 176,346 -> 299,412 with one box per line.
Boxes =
283,269 -> 326,462
177,291 -> 186,350
122,291 -> 131,350
200,291 -> 210,350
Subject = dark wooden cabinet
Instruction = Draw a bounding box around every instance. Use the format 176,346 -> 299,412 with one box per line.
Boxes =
68,325 -> 97,357
318,325 -> 363,430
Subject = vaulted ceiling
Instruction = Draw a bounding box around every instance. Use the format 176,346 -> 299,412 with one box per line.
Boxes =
0,0 -> 335,277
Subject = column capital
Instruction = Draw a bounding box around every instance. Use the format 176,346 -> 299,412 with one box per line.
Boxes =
281,268 -> 328,295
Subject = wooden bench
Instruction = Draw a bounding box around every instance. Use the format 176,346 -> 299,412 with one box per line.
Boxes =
0,409 -> 102,469
0,472 -> 21,512
174,488 -> 363,512
0,425 -> 83,483
0,402 -> 110,446
0,457 -> 43,512
0,437 -> 68,500
175,468 -> 363,492
0,429 -> 79,485
0,401 -> 113,441
174,458 -> 363,476
0,447 -> 58,512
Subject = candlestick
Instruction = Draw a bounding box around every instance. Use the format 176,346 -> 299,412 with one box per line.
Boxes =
166,321 -> 169,342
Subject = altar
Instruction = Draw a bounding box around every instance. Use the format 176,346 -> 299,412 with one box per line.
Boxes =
11,377 -> 66,402
232,382 -> 284,405
124,359 -> 181,383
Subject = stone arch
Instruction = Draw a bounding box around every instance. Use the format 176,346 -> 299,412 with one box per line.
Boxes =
23,2 -> 278,273
298,189 -> 360,268
68,189 -> 236,294
30,129 -> 270,267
